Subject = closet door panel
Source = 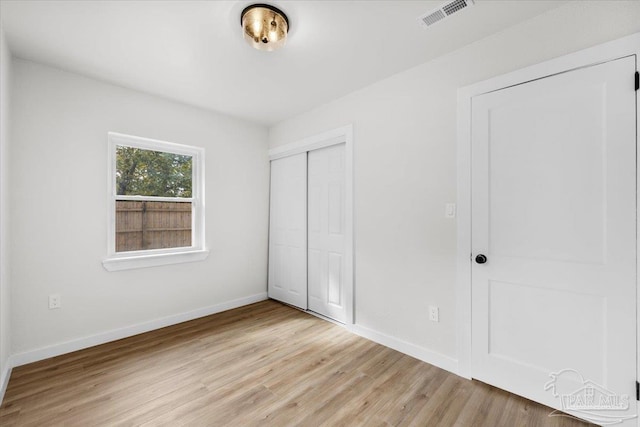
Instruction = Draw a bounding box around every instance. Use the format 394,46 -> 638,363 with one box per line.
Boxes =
308,144 -> 347,322
268,153 -> 307,309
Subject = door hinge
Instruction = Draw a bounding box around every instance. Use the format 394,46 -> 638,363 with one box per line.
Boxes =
635,71 -> 639,91
637,381 -> 639,401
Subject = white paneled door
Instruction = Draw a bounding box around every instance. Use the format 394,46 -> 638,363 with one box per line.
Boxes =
471,56 -> 636,423
308,144 -> 347,322
268,153 -> 307,309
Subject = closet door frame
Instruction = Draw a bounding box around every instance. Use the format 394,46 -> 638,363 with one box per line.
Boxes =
269,125 -> 354,324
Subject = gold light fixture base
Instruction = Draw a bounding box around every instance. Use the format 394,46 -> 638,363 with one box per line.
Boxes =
241,4 -> 289,51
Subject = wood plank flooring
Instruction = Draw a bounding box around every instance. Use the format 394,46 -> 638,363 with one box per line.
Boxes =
0,300 -> 592,426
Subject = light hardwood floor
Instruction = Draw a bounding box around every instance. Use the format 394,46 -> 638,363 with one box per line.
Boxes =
0,300 -> 591,426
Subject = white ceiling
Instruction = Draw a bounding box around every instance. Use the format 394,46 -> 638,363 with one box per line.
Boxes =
0,0 -> 567,125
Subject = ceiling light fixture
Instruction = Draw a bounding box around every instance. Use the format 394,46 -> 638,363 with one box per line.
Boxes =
241,3 -> 289,51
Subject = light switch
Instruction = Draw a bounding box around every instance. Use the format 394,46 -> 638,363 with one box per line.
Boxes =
445,203 -> 456,218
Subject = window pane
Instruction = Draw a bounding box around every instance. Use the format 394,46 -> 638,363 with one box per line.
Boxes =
116,146 -> 192,197
115,201 -> 192,252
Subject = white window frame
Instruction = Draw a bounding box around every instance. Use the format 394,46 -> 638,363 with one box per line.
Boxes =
102,132 -> 208,271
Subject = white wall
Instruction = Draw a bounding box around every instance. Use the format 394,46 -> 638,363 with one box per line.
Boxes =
269,1 -> 640,364
10,59 -> 270,357
0,26 -> 12,394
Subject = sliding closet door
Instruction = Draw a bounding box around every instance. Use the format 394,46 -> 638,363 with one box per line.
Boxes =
308,144 -> 347,322
268,153 -> 307,309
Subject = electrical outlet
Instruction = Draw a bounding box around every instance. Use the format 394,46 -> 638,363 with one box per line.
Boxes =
49,294 -> 61,309
429,305 -> 439,322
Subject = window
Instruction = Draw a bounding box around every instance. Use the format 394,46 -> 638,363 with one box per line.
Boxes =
103,132 -> 207,271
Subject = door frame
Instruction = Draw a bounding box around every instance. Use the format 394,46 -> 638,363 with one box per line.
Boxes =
456,32 -> 640,387
268,125 -> 355,324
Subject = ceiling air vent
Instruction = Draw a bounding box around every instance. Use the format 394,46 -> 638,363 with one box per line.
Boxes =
418,0 -> 475,28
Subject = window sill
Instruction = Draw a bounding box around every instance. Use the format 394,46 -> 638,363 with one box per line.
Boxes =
102,249 -> 209,272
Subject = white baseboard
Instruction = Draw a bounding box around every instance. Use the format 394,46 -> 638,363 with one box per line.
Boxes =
347,323 -> 459,375
10,292 -> 268,368
0,361 -> 11,405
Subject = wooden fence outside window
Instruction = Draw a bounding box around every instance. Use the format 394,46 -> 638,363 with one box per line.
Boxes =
115,200 -> 192,252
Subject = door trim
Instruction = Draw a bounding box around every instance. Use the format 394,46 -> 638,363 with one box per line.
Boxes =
268,125 -> 352,161
268,125 -> 355,324
456,32 -> 640,381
